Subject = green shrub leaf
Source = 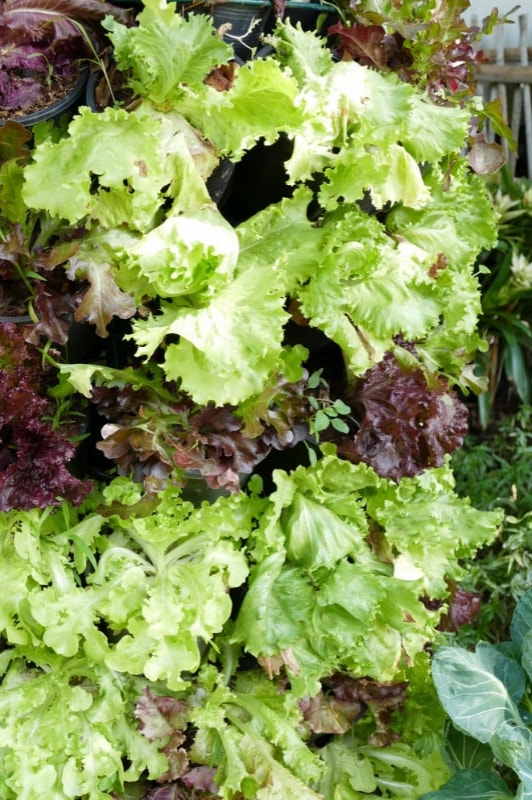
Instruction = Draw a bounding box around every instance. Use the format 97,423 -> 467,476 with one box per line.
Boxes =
431,644 -> 525,742
421,768 -> 514,799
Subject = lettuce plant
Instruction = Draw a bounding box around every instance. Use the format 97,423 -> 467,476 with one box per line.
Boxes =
334,350 -> 469,481
12,0 -> 500,492
0,322 -> 91,510
55,358 -> 313,493
0,1 -> 515,797
0,0 -> 129,117
0,456 -> 503,799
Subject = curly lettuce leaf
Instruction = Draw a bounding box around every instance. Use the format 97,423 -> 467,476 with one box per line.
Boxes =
107,4 -> 305,156
318,738 -> 449,800
130,263 -> 289,406
267,24 -> 470,189
0,500 -> 110,657
65,230 -> 137,337
121,188 -> 321,405
232,454 -> 502,693
181,57 -> 306,157
22,104 -> 216,231
190,672 -> 324,799
234,555 -> 436,691
0,649 -> 165,800
296,207 -> 443,375
234,186 -> 324,290
386,165 -> 497,273
0,477 -> 259,691
321,142 -> 431,210
93,484 -> 255,690
105,0 -> 234,108
365,464 -> 504,593
114,206 -> 239,300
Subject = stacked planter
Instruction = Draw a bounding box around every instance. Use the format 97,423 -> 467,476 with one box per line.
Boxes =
0,1 -> 506,798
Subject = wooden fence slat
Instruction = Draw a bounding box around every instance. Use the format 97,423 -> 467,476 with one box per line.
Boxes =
510,85 -> 522,176
476,64 -> 532,83
519,15 -> 532,178
473,12 -> 532,179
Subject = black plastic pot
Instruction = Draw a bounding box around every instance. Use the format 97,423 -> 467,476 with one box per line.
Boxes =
207,157 -> 237,204
0,65 -> 89,129
0,315 -> 33,325
178,0 -> 273,60
180,470 -> 232,505
221,132 -> 294,224
181,470 -> 251,506
282,0 -> 335,32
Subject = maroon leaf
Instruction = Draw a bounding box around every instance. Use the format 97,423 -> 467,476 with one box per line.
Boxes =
181,767 -> 218,793
135,688 -> 189,742
0,322 -> 91,510
299,692 -> 363,735
438,584 -> 482,632
92,370 -> 312,493
328,23 -> 413,73
0,119 -> 32,167
327,23 -> 388,69
25,280 -> 78,346
324,674 -> 408,746
336,352 -> 468,481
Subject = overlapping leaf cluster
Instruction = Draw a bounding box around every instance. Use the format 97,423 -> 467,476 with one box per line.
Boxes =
0,323 -> 90,510
20,2 -> 496,407
336,352 -> 469,480
0,456 -> 502,798
0,0 -> 129,114
327,0 -> 496,99
0,0 -> 495,505
0,1 -> 510,797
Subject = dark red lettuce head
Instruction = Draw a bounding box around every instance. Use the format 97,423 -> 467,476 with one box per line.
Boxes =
336,352 -> 468,481
0,0 -> 131,112
0,322 -> 91,510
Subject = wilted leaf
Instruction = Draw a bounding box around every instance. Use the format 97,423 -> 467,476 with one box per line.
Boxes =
468,140 -> 506,175
69,255 -> 136,338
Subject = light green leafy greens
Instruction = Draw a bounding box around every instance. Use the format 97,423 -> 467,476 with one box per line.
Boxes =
2,2 -> 506,797
21,7 -> 496,403
0,454 -> 502,798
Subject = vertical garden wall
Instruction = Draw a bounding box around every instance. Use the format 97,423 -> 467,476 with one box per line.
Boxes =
0,0 -> 518,797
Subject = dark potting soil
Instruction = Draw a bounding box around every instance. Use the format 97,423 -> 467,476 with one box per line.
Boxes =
0,67 -> 81,121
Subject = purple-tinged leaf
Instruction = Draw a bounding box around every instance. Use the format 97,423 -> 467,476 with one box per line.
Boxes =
337,352 -> 468,481
0,322 -> 91,510
0,0 -> 130,112
328,22 -> 413,73
438,585 -> 482,632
